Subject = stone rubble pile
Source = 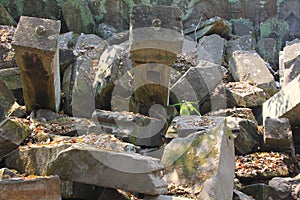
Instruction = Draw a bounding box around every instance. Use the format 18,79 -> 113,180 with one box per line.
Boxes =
0,1 -> 300,200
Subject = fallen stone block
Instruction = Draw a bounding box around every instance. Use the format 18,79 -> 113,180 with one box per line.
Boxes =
263,74 -> 300,127
257,38 -> 279,71
0,67 -> 22,91
269,175 -> 300,200
47,145 -> 168,195
226,35 -> 256,62
229,50 -> 277,95
264,117 -> 294,153
162,118 -> 235,199
92,109 -> 165,147
225,81 -> 267,107
0,118 -> 31,161
0,176 -> 61,200
0,80 -> 15,121
240,183 -> 270,200
279,42 -> 300,87
197,34 -> 225,65
231,18 -> 254,36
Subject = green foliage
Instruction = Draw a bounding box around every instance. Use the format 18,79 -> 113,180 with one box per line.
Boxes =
173,101 -> 201,116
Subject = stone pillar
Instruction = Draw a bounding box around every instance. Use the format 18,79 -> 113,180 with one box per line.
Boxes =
129,5 -> 183,114
12,16 -> 61,112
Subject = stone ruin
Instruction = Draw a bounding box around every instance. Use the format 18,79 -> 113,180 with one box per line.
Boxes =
0,1 -> 300,200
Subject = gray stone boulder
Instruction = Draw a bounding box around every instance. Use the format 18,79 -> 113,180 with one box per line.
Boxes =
47,145 -> 167,195
0,176 -> 61,200
226,35 -> 256,62
229,50 -> 277,95
269,175 -> 300,200
0,118 -> 31,161
162,117 -> 235,200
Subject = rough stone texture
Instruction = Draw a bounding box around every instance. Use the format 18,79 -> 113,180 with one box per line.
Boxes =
269,175 -> 300,200
225,81 -> 267,107
240,183 -> 270,200
0,80 -> 15,121
92,109 -> 165,147
231,18 -> 254,36
62,0 -> 95,34
233,189 -> 254,200
0,118 -> 31,161
0,67 -> 21,91
165,115 -> 224,139
229,50 -> 277,95
73,33 -> 107,60
279,42 -> 300,87
0,2 -> 16,26
12,16 -> 61,112
257,38 -> 279,71
263,74 -> 300,127
0,176 -> 61,200
162,118 -> 235,200
93,45 -> 133,110
47,145 -> 168,195
197,34 -> 225,65
205,108 -> 257,123
226,35 -> 256,62
144,195 -> 193,200
170,61 -> 225,105
264,117 -> 294,153
226,117 -> 259,155
0,25 -> 16,70
0,168 -> 19,180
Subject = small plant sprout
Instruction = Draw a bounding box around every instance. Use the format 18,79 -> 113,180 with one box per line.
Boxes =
173,101 -> 201,116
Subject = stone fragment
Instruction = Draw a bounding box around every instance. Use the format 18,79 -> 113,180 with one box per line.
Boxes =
0,118 -> 31,161
197,34 -> 225,65
240,183 -> 270,200
30,109 -> 59,121
162,118 -> 235,199
144,195 -> 193,200
97,23 -> 117,40
106,31 -> 129,46
231,18 -> 254,36
0,67 -> 21,90
62,0 -> 95,34
233,189 -> 254,200
0,176 -> 61,200
264,117 -> 294,153
0,80 -> 15,121
263,74 -> 300,127
279,42 -> 300,87
170,61 -> 225,105
0,25 -> 16,69
12,16 -> 61,112
226,35 -> 256,62
47,145 -> 168,195
260,17 -> 289,49
269,176 -> 300,200
184,16 -> 232,40
59,49 -> 76,75
0,3 -> 17,26
93,45 -> 133,110
229,50 -> 277,95
7,102 -> 26,118
225,81 -> 267,107
92,109 -> 165,147
0,168 -> 19,180
226,117 -> 259,155
257,38 -> 279,71
73,33 -> 107,60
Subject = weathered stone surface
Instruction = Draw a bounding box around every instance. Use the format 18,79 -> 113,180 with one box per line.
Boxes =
269,175 -> 300,200
184,16 -> 232,40
106,30 -> 130,46
260,17 -> 290,49
92,109 -> 165,147
264,117 -> 294,153
0,25 -> 16,69
0,168 -> 19,180
7,102 -> 26,118
225,81 -> 267,107
226,35 -> 256,62
231,18 -> 254,36
226,117 -> 259,155
73,33 -> 107,60
233,189 -> 254,200
166,115 -> 224,139
0,80 -> 15,121
240,183 -> 270,200
97,23 -> 117,40
170,61 -> 225,105
0,118 -> 31,161
197,34 -> 225,65
229,50 -> 277,95
162,118 -> 235,200
0,176 -> 61,200
257,38 -> 279,71
263,74 -> 300,127
12,16 -> 61,112
144,195 -> 193,200
30,109 -> 59,121
279,42 -> 300,87
62,0 -> 95,34
0,2 -> 16,26
0,67 -> 21,91
47,145 -> 167,195
93,45 -> 133,110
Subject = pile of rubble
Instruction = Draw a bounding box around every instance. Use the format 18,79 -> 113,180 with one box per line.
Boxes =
0,2 -> 300,200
